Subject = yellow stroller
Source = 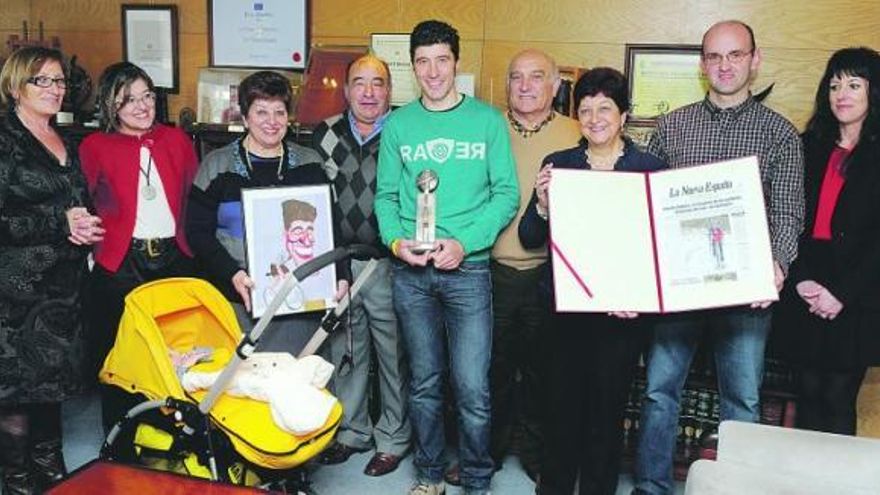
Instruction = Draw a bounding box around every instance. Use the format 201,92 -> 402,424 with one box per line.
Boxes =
99,245 -> 379,492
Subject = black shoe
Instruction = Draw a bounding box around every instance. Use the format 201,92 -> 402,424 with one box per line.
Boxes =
31,440 -> 67,488
2,467 -> 38,495
317,442 -> 369,465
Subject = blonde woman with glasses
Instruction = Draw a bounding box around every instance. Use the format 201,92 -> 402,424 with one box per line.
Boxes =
0,46 -> 103,493
79,62 -> 199,431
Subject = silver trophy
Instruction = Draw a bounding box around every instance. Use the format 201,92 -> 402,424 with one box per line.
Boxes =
412,169 -> 439,253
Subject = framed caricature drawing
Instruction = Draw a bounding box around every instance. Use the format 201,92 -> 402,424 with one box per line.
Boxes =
241,185 -> 336,318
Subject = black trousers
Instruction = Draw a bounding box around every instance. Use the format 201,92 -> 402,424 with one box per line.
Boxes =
85,241 -> 193,430
797,366 -> 867,435
538,313 -> 647,495
489,262 -> 547,473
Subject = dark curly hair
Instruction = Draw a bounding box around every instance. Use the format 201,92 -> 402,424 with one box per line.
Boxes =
573,67 -> 630,114
410,20 -> 459,62
238,70 -> 291,117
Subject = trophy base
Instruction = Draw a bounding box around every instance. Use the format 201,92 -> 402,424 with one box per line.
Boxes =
410,241 -> 437,254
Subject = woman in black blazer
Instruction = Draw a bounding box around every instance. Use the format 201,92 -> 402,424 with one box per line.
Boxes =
774,47 -> 880,435
519,68 -> 666,495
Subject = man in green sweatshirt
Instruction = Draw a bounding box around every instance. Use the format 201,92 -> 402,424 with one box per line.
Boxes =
374,19 -> 519,495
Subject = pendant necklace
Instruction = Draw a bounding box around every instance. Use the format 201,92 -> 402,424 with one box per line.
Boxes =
244,136 -> 285,181
139,153 -> 157,200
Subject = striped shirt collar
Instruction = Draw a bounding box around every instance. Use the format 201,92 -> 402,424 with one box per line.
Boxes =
347,109 -> 389,146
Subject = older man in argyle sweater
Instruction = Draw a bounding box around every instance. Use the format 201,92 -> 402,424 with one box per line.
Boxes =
312,54 -> 411,477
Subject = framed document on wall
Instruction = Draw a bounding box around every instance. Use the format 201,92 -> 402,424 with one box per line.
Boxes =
371,33 -> 418,106
625,44 -> 708,122
209,0 -> 310,70
121,5 -> 179,92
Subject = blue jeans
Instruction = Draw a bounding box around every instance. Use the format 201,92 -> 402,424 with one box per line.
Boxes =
634,307 -> 770,494
393,261 -> 493,491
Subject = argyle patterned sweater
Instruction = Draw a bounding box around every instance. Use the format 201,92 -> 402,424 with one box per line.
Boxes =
313,112 -> 388,256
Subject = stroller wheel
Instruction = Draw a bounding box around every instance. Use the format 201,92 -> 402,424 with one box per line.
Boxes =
262,468 -> 316,494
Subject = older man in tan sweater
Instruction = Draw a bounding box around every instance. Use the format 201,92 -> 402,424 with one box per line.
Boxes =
446,49 -> 581,486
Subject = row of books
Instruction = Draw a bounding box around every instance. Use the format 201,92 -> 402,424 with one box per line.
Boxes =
621,376 -> 797,479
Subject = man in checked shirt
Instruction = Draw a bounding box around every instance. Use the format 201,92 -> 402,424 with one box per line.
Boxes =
633,20 -> 804,495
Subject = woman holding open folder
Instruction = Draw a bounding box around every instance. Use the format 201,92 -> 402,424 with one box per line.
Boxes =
774,47 -> 880,436
519,67 -> 666,495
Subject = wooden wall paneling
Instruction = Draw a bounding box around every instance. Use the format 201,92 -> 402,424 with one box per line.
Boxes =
754,47 -> 834,130
312,0 -> 401,38
484,0 -> 694,44
30,0 -> 118,31
713,0 -> 880,49
0,0 -> 31,32
312,36 -> 372,48
398,0 -> 486,39
169,31 -> 209,119
177,0 -> 208,35
47,30 -> 121,85
456,40 -> 484,98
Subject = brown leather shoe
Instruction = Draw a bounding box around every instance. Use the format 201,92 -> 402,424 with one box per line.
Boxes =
317,442 -> 369,465
363,452 -> 403,476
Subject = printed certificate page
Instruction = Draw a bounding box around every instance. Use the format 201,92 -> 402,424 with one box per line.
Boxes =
549,168 -> 660,312
648,156 -> 777,312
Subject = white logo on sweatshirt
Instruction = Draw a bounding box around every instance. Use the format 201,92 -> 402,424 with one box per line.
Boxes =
400,139 -> 486,164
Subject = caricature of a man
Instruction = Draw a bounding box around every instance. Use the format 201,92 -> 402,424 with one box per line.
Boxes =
266,199 -> 318,309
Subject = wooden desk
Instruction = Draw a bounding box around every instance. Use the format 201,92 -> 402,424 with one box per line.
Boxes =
47,461 -> 276,494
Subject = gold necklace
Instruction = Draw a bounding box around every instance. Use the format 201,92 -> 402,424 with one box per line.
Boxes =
243,136 -> 284,180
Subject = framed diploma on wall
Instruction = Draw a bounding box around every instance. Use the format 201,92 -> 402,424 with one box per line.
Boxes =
371,33 -> 418,106
121,5 -> 179,92
209,0 -> 310,70
625,44 -> 709,122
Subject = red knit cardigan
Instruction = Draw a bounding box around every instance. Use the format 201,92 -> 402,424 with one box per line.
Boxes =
79,125 -> 199,273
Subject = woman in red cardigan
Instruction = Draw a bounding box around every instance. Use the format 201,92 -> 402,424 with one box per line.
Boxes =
79,62 -> 199,429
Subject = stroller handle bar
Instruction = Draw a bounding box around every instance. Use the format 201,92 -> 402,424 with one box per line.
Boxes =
293,243 -> 380,281
198,244 -> 380,415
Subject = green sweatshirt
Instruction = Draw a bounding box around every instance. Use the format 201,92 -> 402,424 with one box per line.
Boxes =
375,96 -> 519,261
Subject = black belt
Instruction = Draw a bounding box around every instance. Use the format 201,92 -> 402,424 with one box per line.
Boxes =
130,237 -> 175,258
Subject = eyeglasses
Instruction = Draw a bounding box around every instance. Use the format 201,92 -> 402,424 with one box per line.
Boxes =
702,50 -> 753,66
117,92 -> 157,108
27,76 -> 68,89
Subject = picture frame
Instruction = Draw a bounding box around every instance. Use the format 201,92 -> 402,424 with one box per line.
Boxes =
624,44 -> 708,123
371,33 -> 417,106
121,4 -> 179,92
209,0 -> 310,70
241,185 -> 337,318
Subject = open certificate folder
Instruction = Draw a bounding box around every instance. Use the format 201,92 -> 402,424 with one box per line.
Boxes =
549,156 -> 777,313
